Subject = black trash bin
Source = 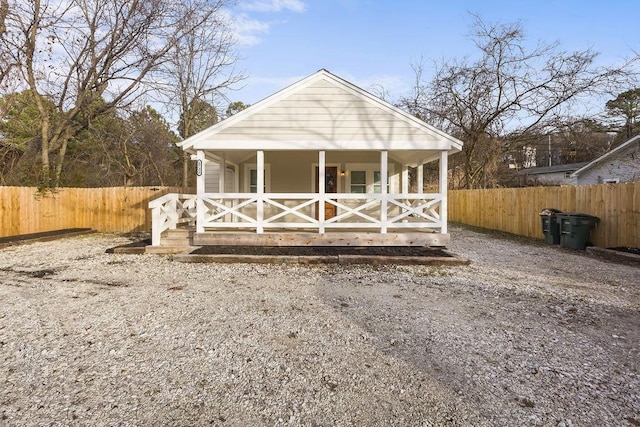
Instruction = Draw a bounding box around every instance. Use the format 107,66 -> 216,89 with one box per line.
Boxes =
556,213 -> 599,250
539,208 -> 563,244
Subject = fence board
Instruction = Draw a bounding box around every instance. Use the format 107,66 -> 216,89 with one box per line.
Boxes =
0,186 -> 187,237
449,183 -> 639,248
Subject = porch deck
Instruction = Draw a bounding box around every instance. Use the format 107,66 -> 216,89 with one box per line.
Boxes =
193,229 -> 448,247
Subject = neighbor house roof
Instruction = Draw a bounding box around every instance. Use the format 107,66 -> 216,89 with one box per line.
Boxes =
517,162 -> 588,176
571,134 -> 640,177
178,69 -> 463,167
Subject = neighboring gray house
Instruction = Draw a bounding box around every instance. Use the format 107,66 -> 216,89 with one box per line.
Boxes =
517,162 -> 588,186
571,135 -> 640,185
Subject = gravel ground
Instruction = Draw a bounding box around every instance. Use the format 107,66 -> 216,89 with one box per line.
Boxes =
0,226 -> 638,426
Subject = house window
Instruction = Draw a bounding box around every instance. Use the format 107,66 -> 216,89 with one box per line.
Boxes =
350,171 -> 366,193
249,170 -> 263,193
347,164 -> 396,193
564,171 -> 573,178
244,164 -> 271,192
602,178 -> 620,184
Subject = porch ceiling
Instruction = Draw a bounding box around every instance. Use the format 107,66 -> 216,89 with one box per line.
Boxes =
204,149 -> 442,167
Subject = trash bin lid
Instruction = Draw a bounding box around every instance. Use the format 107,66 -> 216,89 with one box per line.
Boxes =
557,212 -> 599,220
556,212 -> 600,225
539,208 -> 563,216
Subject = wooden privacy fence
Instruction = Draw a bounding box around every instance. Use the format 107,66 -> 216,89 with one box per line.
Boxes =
0,186 -> 186,238
449,183 -> 639,248
1,184 -> 638,248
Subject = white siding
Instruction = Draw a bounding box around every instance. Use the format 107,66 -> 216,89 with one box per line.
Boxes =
574,137 -> 640,185
576,145 -> 640,185
213,80 -> 439,144
205,162 -> 235,192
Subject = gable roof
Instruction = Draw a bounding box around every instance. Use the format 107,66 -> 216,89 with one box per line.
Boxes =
571,134 -> 640,177
517,162 -> 588,176
179,69 -> 462,165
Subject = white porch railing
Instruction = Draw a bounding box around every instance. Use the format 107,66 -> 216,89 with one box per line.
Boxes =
149,192 -> 443,245
148,193 -> 197,246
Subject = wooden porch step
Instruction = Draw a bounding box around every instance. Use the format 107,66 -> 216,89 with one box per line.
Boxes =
142,229 -> 197,254
145,245 -> 193,255
160,229 -> 195,247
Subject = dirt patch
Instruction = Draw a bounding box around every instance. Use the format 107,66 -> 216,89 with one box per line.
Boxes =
0,228 -> 93,249
609,247 -> 640,255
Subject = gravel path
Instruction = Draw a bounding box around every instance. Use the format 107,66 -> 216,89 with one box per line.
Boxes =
0,226 -> 638,426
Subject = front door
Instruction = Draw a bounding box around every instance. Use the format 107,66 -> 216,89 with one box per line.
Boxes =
315,166 -> 337,219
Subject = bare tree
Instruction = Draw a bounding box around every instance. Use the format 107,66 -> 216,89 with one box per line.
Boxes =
1,0 -> 232,188
402,16 -> 638,189
0,0 -> 16,88
163,6 -> 244,188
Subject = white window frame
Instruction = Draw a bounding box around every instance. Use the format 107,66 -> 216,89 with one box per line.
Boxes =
602,178 -> 620,184
345,163 -> 397,194
244,164 -> 271,193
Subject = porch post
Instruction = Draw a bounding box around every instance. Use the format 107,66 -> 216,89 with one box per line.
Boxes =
318,150 -> 325,234
439,150 -> 448,234
380,150 -> 388,234
256,150 -> 264,233
219,152 -> 226,193
196,150 -> 205,233
234,162 -> 240,223
401,164 -> 409,194
417,162 -> 424,195
218,152 -> 227,224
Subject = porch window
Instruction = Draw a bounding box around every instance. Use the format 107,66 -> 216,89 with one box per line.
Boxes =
249,170 -> 263,193
350,171 -> 366,193
244,164 -> 271,192
348,165 -> 395,193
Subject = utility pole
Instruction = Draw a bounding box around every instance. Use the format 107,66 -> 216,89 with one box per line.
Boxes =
548,134 -> 552,167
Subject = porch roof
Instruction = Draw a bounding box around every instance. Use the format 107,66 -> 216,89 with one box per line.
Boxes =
179,69 -> 463,167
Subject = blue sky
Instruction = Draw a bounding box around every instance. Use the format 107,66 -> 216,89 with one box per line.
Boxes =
227,0 -> 639,108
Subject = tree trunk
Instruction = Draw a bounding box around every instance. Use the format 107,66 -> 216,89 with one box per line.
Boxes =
182,152 -> 190,190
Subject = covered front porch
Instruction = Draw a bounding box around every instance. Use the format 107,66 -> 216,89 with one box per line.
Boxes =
149,148 -> 450,247
148,69 -> 463,248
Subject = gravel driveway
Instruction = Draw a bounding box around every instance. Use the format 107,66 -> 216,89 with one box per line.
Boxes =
0,226 -> 638,426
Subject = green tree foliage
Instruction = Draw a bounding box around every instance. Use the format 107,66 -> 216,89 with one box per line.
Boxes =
0,90 -> 44,151
0,91 -> 60,185
0,91 -> 183,186
178,99 -> 218,139
225,101 -> 250,118
75,106 -> 181,187
606,88 -> 640,140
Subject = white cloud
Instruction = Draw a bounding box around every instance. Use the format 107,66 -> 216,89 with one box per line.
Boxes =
240,0 -> 306,13
229,1 -> 305,46
232,13 -> 271,46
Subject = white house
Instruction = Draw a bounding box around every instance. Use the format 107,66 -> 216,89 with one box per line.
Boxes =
148,69 -> 463,248
571,135 -> 640,185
